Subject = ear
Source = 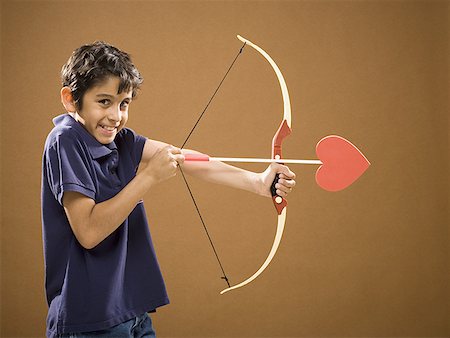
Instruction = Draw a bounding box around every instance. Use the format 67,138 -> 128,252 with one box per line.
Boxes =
61,87 -> 78,112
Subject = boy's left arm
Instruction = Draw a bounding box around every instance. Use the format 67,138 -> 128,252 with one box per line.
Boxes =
141,139 -> 296,198
181,154 -> 295,198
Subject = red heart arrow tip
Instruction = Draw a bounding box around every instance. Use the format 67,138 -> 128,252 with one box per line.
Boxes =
315,135 -> 370,192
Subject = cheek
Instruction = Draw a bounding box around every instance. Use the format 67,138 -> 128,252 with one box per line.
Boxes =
120,112 -> 129,126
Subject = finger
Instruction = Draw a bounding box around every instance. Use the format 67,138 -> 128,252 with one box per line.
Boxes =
271,163 -> 295,179
275,183 -> 292,195
275,186 -> 289,197
281,168 -> 296,179
277,177 -> 296,188
169,146 -> 182,155
174,154 -> 185,165
168,157 -> 179,171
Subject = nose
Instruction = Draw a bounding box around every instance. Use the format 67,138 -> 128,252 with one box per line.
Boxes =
108,105 -> 122,123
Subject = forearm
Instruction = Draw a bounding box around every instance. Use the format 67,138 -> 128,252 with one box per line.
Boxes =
180,149 -> 264,196
65,172 -> 156,249
142,141 -> 263,195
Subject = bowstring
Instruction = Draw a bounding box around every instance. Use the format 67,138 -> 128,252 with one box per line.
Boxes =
181,41 -> 246,149
178,166 -> 230,287
179,41 -> 247,288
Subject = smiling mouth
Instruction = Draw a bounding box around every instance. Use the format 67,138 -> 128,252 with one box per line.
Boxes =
99,124 -> 117,132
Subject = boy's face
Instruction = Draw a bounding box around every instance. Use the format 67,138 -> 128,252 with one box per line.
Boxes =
76,76 -> 132,145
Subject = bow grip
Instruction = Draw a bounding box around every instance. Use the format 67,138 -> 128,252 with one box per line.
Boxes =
271,174 -> 286,215
271,119 -> 292,215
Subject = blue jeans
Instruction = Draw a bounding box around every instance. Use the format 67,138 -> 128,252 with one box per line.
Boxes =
57,313 -> 156,338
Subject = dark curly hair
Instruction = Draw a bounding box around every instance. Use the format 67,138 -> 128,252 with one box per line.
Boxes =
61,41 -> 143,110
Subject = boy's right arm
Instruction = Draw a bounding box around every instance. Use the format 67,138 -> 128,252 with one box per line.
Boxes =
62,145 -> 184,250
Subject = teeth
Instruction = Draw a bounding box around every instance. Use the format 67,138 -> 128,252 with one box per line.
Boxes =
101,125 -> 115,131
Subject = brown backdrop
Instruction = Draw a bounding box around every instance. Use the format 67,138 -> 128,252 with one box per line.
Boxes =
1,1 -> 448,337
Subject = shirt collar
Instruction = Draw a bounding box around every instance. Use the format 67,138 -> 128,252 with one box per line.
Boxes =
53,114 -> 117,159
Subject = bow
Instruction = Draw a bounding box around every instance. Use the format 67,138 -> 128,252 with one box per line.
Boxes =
180,35 -> 293,294
219,35 -> 291,294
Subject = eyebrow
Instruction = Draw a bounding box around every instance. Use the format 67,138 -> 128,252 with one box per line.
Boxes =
96,93 -> 132,100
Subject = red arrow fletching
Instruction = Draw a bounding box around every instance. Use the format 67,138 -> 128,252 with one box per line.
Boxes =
184,153 -> 210,162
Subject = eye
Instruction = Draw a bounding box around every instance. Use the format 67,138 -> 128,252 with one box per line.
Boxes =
98,99 -> 111,106
120,100 -> 130,110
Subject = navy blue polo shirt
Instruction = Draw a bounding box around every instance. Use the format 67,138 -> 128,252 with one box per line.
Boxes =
41,114 -> 169,337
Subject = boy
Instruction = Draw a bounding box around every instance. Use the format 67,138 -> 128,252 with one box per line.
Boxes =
41,41 -> 295,337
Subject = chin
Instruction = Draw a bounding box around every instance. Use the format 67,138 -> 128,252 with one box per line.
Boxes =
93,132 -> 115,144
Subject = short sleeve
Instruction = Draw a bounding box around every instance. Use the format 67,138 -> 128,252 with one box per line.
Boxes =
45,133 -> 96,205
117,128 -> 147,169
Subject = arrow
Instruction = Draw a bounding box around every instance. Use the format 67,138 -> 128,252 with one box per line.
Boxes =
184,153 -> 322,165
184,135 -> 370,193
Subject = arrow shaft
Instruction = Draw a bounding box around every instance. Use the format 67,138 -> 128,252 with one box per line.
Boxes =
210,157 -> 322,165
184,154 -> 322,165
